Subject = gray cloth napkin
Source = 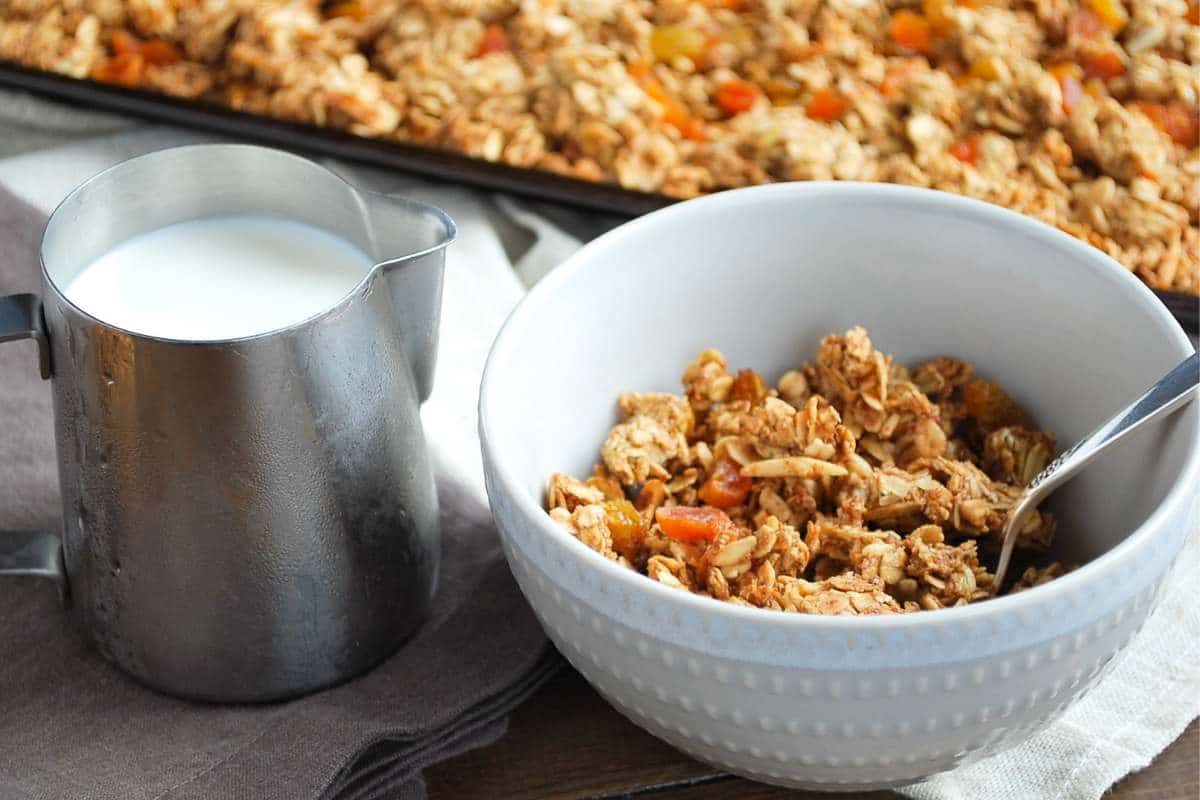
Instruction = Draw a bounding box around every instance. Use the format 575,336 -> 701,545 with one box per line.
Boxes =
0,185 -> 560,800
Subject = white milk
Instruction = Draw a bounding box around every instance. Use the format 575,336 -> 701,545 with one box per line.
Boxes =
63,215 -> 374,341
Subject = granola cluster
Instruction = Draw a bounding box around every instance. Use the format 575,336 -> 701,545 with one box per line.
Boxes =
546,327 -> 1068,615
0,0 -> 1196,293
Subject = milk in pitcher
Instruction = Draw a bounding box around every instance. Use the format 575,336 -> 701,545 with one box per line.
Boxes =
63,215 -> 373,341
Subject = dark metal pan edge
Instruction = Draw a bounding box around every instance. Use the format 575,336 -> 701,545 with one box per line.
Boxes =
0,61 -> 673,217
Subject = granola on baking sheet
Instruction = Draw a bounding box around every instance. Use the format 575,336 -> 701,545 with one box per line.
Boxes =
545,327 -> 1070,615
1,0 -> 1196,292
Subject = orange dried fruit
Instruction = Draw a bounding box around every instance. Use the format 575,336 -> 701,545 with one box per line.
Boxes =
805,87 -> 849,121
663,103 -> 707,140
92,52 -> 144,87
605,499 -> 646,561
656,505 -> 732,544
715,79 -> 760,115
949,134 -> 981,165
630,63 -> 707,140
474,23 -> 509,57
1130,101 -> 1199,148
140,39 -> 182,67
111,30 -> 141,56
889,10 -> 933,55
698,458 -> 754,508
635,479 -> 668,512
1085,0 -> 1128,32
731,369 -> 768,403
1083,50 -> 1125,79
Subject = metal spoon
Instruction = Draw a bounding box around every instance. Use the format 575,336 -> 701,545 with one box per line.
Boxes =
992,351 -> 1200,592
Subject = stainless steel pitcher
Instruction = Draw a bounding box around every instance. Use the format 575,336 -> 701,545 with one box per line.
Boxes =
0,144 -> 455,702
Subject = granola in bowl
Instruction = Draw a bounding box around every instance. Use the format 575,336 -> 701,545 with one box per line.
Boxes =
546,326 -> 1068,614
0,0 -> 1196,294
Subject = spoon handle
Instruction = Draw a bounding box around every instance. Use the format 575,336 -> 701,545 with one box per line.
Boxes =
993,351 -> 1199,590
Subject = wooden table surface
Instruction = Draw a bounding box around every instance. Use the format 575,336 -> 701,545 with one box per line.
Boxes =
426,666 -> 1199,800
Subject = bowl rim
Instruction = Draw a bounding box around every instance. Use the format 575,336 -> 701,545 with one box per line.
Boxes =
479,181 -> 1199,630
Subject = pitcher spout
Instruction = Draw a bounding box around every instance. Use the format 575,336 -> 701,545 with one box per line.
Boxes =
361,193 -> 456,404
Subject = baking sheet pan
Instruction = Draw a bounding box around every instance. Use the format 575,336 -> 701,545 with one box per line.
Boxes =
1,61 -> 1195,332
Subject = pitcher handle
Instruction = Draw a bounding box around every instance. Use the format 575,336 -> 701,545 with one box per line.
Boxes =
0,293 -> 63,583
1,293 -> 50,378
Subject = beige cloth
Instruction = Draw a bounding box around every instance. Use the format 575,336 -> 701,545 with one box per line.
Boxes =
0,88 -> 1196,800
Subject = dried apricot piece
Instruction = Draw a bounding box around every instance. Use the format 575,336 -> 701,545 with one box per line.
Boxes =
111,30 -> 141,56
698,458 -> 754,508
631,65 -> 708,140
627,60 -> 653,81
606,499 -> 646,561
949,134 -> 981,165
656,506 -> 732,544
92,53 -> 144,87
140,39 -> 182,67
635,479 -> 669,512
731,369 -> 768,404
474,23 -> 509,57
1083,50 -> 1124,79
889,10 -> 933,55
663,104 -> 707,141
1085,0 -> 1128,32
715,80 -> 760,116
1130,101 -> 1199,148
805,88 -> 849,121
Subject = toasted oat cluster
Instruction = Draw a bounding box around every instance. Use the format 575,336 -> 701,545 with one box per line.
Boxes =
0,0 -> 1196,293
546,327 -> 1069,614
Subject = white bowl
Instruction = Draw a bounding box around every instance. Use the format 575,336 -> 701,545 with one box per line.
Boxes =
478,183 -> 1199,790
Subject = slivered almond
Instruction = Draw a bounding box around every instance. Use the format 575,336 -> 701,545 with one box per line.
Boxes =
710,535 -> 757,566
741,456 -> 848,478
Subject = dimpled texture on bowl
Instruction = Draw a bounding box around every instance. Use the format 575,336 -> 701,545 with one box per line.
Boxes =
480,183 -> 1199,790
